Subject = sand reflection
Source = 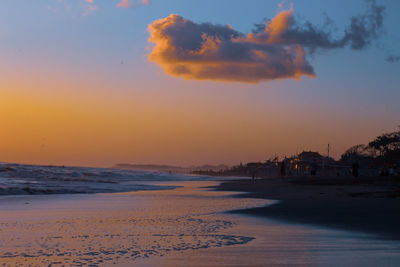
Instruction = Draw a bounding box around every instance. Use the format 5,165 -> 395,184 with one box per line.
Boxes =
0,181 -> 270,266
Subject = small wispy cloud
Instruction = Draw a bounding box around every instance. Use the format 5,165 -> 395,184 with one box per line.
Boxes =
385,55 -> 400,63
82,3 -> 97,16
50,0 -> 150,15
116,0 -> 130,8
117,0 -> 149,9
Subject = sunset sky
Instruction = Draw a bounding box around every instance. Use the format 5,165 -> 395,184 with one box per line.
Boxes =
0,0 -> 399,167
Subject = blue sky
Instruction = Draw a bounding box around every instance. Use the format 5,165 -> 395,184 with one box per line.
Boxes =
0,0 -> 399,166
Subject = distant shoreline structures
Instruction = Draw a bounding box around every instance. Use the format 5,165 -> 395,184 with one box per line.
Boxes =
193,129 -> 400,178
113,163 -> 229,174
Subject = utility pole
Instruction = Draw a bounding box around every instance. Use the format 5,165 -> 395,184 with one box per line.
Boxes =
328,144 -> 330,158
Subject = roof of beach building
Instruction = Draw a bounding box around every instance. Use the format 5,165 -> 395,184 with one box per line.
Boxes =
298,151 -> 323,160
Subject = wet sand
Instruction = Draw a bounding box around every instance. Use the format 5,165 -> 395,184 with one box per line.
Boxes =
0,181 -> 270,266
216,177 -> 400,240
1,180 -> 400,266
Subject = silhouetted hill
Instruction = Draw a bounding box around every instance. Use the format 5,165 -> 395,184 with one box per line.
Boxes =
113,163 -> 229,173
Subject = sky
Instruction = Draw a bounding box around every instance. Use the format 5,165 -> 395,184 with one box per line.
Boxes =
0,0 -> 399,167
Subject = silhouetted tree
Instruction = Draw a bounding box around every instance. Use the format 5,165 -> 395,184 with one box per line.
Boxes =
340,144 -> 373,163
341,129 -> 400,167
368,130 -> 400,156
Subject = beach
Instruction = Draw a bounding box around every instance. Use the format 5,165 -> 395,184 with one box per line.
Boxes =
3,0 -> 400,265
1,178 -> 400,266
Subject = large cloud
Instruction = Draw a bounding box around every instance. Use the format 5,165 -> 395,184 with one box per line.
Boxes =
147,0 -> 384,83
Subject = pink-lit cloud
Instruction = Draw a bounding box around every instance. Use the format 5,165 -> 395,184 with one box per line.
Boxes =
116,0 -> 130,8
117,0 -> 149,8
82,3 -> 97,16
147,1 -> 384,83
50,0 -> 150,15
147,10 -> 314,83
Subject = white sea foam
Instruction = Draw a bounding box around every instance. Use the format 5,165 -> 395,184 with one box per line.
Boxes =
0,163 -> 220,195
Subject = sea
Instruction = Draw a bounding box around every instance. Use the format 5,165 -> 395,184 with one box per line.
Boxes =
0,162 -> 222,195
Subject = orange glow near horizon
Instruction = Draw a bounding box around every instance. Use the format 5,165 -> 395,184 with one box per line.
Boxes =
0,78 -> 384,168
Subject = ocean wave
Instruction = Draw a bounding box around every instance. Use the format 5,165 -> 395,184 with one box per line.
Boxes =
0,163 -> 217,195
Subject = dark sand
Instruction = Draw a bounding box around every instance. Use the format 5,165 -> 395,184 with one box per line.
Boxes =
215,176 -> 400,240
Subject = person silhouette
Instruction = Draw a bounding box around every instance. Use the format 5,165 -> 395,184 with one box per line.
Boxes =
352,162 -> 359,178
280,161 -> 286,177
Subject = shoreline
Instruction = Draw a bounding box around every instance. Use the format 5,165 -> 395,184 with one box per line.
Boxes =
1,179 -> 400,265
215,176 -> 400,240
